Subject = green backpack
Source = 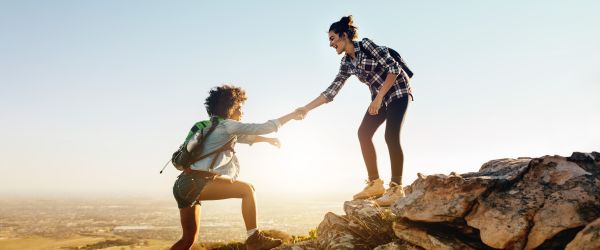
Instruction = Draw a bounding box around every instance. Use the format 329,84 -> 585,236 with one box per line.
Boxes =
160,117 -> 233,173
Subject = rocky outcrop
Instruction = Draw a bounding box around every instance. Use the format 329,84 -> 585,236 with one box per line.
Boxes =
465,154 -> 600,249
373,241 -> 421,250
312,200 -> 396,250
277,152 -> 600,250
392,220 -> 476,250
566,217 -> 600,250
273,239 -> 318,250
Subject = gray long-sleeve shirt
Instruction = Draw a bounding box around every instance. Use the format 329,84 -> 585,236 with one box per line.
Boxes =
186,118 -> 281,180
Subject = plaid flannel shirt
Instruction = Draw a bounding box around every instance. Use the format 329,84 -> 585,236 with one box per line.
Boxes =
321,38 -> 412,107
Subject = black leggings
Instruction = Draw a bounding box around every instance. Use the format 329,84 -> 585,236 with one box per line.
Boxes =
358,96 -> 409,185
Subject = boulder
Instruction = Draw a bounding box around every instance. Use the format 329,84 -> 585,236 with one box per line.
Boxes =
281,152 -> 600,250
343,200 -> 395,243
273,239 -> 318,250
566,217 -> 600,250
392,158 -> 532,224
392,220 -> 475,250
315,212 -> 368,250
391,173 -> 492,223
465,154 -> 600,249
315,200 -> 395,250
373,241 -> 421,250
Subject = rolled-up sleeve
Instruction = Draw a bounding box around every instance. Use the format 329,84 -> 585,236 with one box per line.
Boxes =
225,119 -> 281,136
362,38 -> 401,75
321,62 -> 351,102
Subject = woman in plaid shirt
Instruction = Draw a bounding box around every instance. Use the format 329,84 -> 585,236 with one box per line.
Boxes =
297,16 -> 412,206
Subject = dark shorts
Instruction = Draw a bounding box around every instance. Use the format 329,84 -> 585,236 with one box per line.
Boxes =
172,172 -> 214,209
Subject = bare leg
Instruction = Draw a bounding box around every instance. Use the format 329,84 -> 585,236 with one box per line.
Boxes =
171,205 -> 200,250
199,176 -> 257,230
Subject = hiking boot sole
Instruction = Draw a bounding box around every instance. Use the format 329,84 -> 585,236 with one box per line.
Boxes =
353,193 -> 384,200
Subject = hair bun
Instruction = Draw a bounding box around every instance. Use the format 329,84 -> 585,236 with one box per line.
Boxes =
329,15 -> 358,40
340,15 -> 354,27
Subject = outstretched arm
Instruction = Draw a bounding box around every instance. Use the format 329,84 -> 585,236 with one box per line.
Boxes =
254,136 -> 281,148
238,111 -> 300,147
276,109 -> 303,126
296,94 -> 329,117
297,60 -> 351,119
225,110 -> 303,137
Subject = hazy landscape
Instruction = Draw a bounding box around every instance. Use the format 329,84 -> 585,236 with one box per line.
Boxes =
0,194 -> 344,249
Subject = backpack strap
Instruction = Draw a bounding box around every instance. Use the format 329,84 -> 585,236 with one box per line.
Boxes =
202,137 -> 235,171
359,42 -> 374,61
202,116 -> 220,140
189,137 -> 234,167
359,42 -> 413,79
188,117 -> 236,171
162,117 -> 231,174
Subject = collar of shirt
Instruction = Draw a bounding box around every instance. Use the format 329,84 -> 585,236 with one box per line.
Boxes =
343,40 -> 364,66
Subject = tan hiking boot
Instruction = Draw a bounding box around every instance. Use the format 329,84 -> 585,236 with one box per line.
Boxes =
245,230 -> 282,250
374,182 -> 405,206
353,179 -> 385,200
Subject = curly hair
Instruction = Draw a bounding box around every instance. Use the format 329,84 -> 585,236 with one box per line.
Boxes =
329,15 -> 358,41
204,85 -> 247,118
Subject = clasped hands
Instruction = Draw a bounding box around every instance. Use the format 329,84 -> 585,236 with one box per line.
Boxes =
294,107 -> 308,120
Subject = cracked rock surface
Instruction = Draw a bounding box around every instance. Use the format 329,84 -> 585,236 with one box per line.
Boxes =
278,152 -> 600,250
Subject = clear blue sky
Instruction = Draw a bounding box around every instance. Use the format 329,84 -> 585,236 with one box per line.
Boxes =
1,1 -> 599,198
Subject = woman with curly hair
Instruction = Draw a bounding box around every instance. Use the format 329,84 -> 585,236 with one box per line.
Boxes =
297,15 -> 413,206
171,85 -> 301,250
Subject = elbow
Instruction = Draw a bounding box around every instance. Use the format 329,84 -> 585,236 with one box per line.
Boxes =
386,67 -> 401,76
386,67 -> 402,78
270,119 -> 282,132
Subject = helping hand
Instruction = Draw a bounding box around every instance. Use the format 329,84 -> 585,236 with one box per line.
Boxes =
294,107 -> 308,120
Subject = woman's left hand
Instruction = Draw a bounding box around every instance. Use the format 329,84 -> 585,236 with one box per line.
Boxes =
368,97 -> 383,115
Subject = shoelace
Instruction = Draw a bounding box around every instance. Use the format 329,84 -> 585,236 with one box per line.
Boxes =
257,232 -> 278,242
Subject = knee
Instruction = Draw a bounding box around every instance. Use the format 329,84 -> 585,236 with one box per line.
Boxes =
357,126 -> 372,142
240,182 -> 255,197
384,132 -> 400,146
180,234 -> 197,248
